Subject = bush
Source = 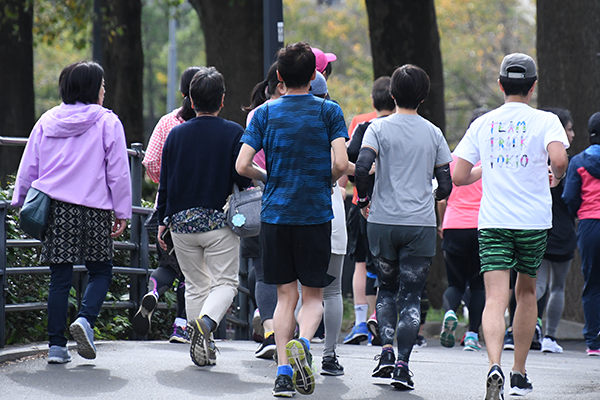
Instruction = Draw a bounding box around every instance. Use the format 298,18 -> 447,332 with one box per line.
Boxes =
1,180 -> 174,345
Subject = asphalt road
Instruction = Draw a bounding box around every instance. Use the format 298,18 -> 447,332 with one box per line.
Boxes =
0,338 -> 598,400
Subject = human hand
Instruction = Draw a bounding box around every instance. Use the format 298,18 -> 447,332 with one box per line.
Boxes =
111,218 -> 127,238
157,225 -> 168,251
360,203 -> 370,219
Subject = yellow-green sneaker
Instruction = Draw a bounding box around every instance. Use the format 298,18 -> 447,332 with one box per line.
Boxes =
285,339 -> 315,395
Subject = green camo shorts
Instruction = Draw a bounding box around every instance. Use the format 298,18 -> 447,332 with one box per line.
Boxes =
478,229 -> 548,278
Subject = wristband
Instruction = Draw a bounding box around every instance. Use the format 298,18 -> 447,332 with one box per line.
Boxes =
556,171 -> 567,180
357,196 -> 369,209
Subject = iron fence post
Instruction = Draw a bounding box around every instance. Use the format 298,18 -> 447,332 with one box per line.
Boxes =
1,202 -> 7,348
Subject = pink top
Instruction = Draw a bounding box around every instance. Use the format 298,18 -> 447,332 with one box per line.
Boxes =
142,108 -> 185,183
246,102 -> 270,169
576,167 -> 600,220
442,155 -> 482,230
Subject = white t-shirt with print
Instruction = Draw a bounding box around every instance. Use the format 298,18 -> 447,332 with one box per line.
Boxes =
331,185 -> 347,255
454,102 -> 569,230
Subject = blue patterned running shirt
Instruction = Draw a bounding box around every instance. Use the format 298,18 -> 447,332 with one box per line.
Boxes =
242,94 -> 348,225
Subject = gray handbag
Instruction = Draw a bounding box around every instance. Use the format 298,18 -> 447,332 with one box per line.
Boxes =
225,181 -> 263,237
19,187 -> 51,240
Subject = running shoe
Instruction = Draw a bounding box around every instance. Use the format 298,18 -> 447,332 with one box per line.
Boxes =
414,334 -> 427,347
485,364 -> 505,400
372,347 -> 395,378
272,374 -> 295,397
132,291 -> 158,336
586,348 -> 600,356
255,332 -> 277,359
367,312 -> 379,339
530,321 -> 542,350
343,322 -> 368,344
463,333 -> 482,351
252,308 -> 264,343
503,329 -> 514,350
169,324 -> 190,344
391,363 -> 414,390
541,336 -> 563,353
440,310 -> 458,348
509,370 -> 533,396
321,352 -> 344,376
286,339 -> 315,395
188,317 -> 216,366
47,345 -> 72,364
69,317 -> 97,359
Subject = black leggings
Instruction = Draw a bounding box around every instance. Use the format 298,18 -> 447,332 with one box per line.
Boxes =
375,254 -> 431,363
149,235 -> 186,319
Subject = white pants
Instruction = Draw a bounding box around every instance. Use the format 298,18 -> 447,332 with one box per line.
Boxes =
172,227 -> 239,325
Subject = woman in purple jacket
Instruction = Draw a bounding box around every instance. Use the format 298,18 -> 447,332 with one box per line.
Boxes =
11,61 -> 132,364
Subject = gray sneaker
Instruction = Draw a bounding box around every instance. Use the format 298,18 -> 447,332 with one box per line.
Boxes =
47,345 -> 72,364
69,317 -> 97,359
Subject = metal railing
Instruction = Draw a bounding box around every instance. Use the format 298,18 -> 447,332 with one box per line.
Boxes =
0,136 -> 252,348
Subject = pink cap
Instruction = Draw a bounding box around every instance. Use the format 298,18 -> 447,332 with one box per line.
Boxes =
312,47 -> 337,73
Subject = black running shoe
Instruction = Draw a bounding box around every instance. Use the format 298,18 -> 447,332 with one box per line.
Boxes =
255,333 -> 276,359
272,374 -> 295,397
503,329 -> 514,350
391,364 -> 414,390
321,353 -> 344,376
530,323 -> 542,351
485,364 -> 505,400
372,348 -> 395,378
132,291 -> 158,336
509,371 -> 533,396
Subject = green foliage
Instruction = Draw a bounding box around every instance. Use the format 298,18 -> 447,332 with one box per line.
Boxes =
283,0 -> 374,126
1,179 -> 168,345
141,0 -> 205,143
33,0 -> 92,50
435,0 -> 536,147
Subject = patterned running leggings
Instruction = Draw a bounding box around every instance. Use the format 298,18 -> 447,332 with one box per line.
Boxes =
374,254 -> 431,363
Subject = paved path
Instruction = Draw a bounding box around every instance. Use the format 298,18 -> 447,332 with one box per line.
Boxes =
0,339 -> 598,399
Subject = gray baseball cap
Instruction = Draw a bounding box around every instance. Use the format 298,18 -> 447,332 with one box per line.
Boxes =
309,71 -> 328,96
499,53 -> 537,79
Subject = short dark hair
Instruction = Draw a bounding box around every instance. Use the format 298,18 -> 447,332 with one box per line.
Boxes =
371,76 -> 395,112
59,61 -> 104,105
189,67 -> 225,114
499,68 -> 536,97
390,64 -> 430,110
277,42 -> 315,89
178,66 -> 202,121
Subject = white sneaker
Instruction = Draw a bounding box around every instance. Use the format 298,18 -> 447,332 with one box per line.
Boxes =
541,337 -> 563,353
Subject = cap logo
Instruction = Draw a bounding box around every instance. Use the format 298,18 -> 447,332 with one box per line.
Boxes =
507,72 -> 526,79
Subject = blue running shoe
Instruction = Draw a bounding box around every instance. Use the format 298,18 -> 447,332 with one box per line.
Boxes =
343,322 -> 368,345
69,317 -> 97,359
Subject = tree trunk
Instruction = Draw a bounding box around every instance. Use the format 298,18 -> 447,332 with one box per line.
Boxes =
189,0 -> 264,127
365,0 -> 445,132
100,0 -> 144,146
537,0 -> 600,324
0,0 -> 35,185
537,0 -> 600,157
365,0 -> 446,309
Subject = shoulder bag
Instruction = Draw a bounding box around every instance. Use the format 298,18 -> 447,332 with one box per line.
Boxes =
19,187 -> 52,240
225,181 -> 263,237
